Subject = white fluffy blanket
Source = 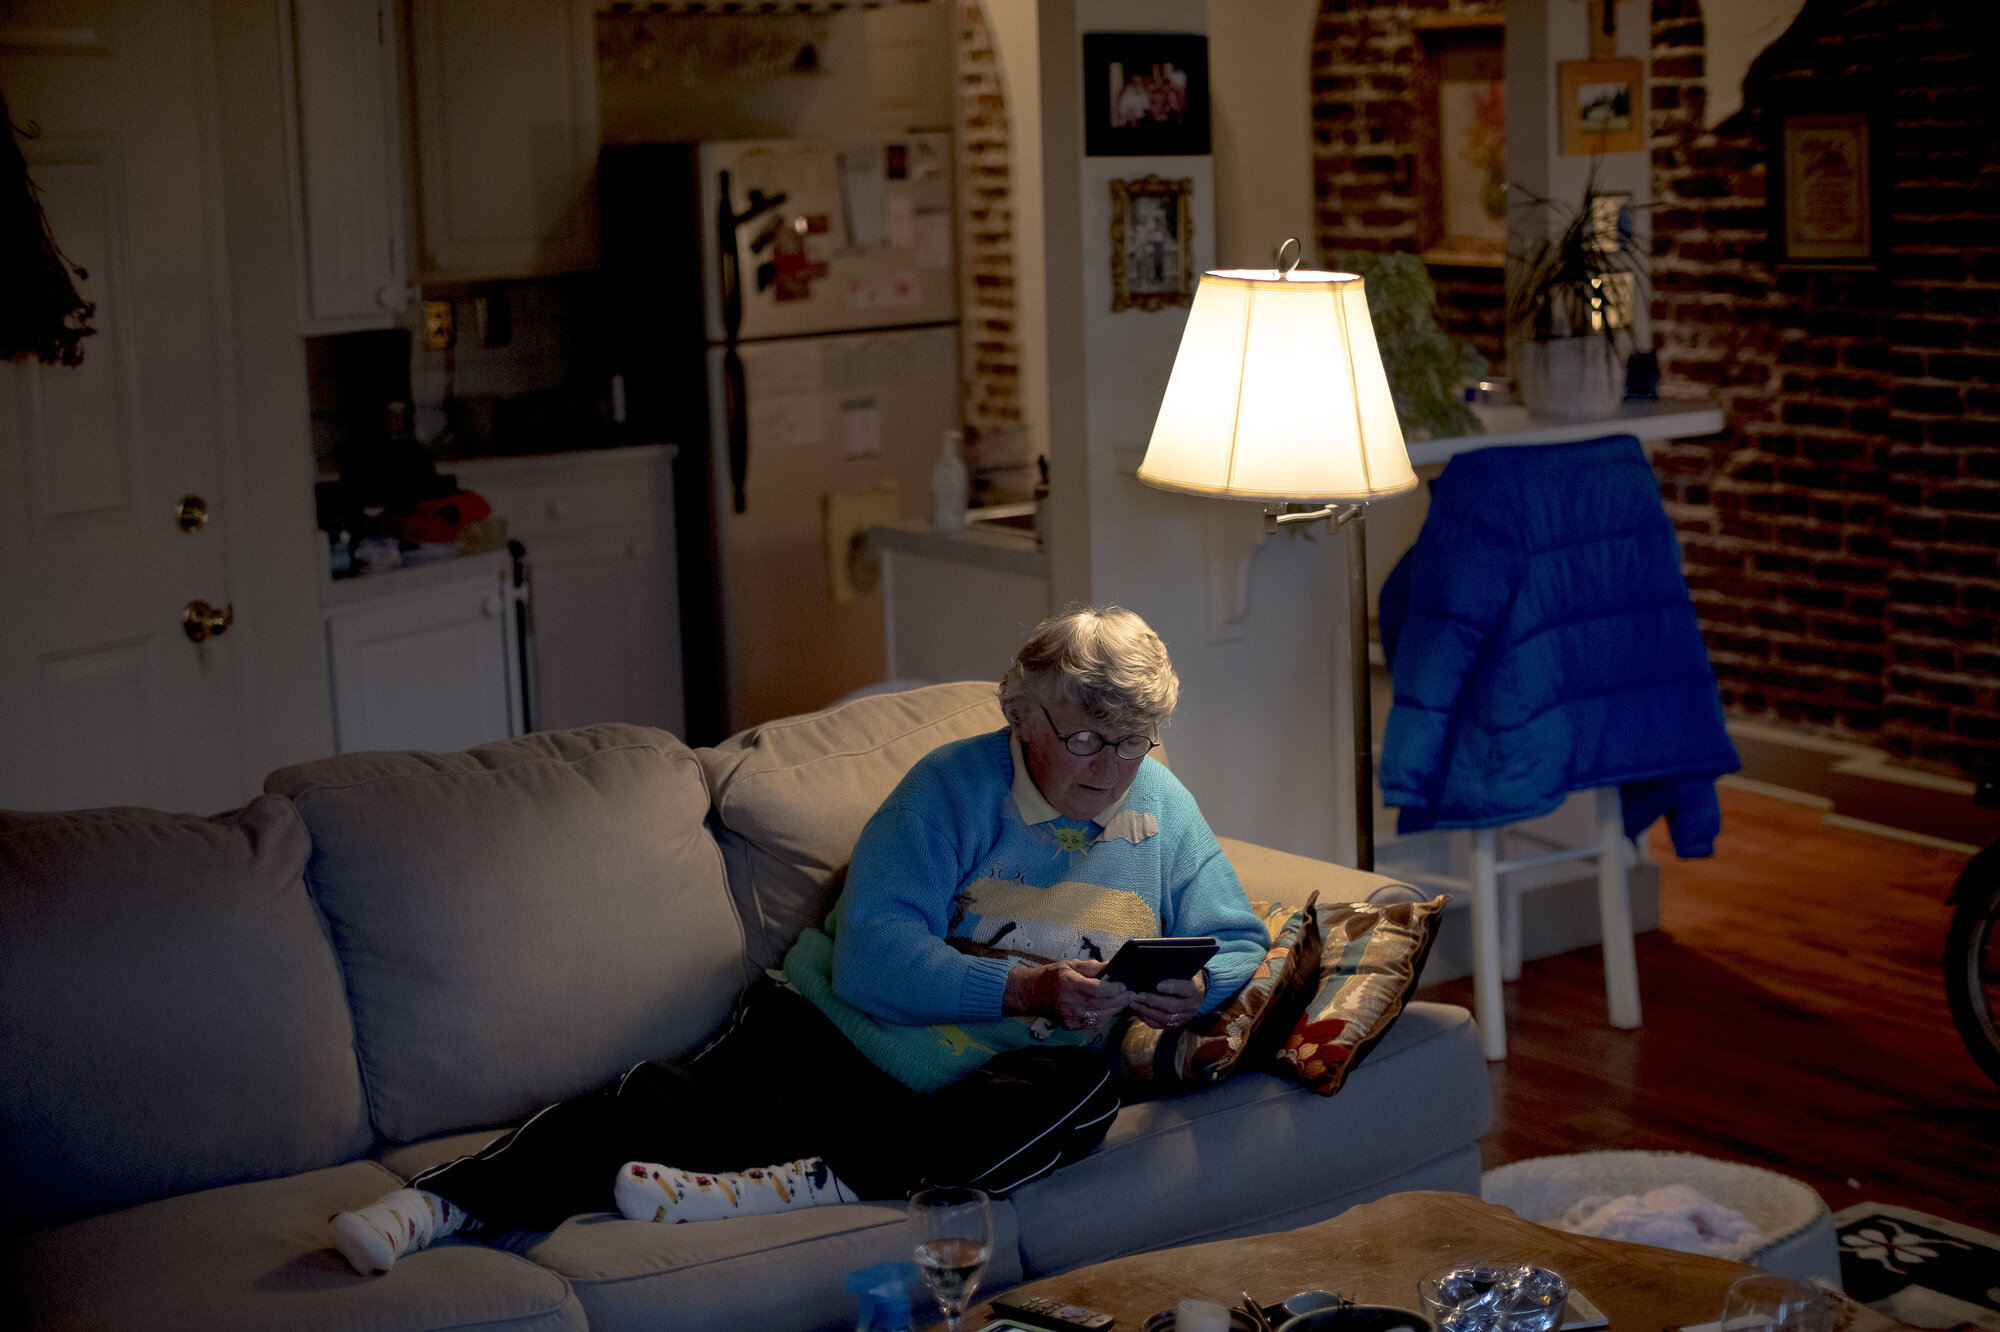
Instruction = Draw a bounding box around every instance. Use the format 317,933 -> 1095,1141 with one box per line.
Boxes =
1560,1184 -> 1763,1257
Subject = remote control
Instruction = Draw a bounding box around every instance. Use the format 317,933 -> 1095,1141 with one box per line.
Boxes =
987,1292 -> 1115,1330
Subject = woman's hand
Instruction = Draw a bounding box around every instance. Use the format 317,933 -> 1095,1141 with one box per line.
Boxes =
1003,959 -> 1132,1032
1128,969 -> 1207,1031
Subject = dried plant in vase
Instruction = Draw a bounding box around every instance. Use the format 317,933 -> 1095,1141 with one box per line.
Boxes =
1505,176 -> 1645,419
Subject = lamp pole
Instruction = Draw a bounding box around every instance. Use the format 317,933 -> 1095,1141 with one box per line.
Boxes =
1266,502 -> 1374,872
1345,510 -> 1373,872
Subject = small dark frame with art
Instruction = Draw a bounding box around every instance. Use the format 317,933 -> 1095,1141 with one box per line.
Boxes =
1768,111 -> 1883,270
1083,32 -> 1211,157
1109,176 -> 1194,313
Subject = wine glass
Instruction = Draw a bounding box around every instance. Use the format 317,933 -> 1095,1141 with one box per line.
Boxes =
1719,1275 -> 1830,1332
909,1186 -> 993,1332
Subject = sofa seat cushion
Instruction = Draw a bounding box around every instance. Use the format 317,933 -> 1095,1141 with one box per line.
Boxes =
0,798 -> 370,1233
697,681 -> 1008,977
520,1201 -> 1021,1332
266,725 -> 742,1145
1007,1001 -> 1492,1277
0,1159 -> 584,1332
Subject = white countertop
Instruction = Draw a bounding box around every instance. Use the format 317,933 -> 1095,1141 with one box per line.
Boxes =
322,545 -> 513,611
1110,398 -> 1725,480
868,518 -> 1049,578
1404,398 -> 1725,466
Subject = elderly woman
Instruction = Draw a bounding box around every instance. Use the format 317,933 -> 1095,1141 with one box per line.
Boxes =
327,607 -> 1266,1276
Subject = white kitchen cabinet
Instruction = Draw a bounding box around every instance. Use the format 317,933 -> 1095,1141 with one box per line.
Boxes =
280,0 -> 412,333
405,0 -> 600,280
324,550 -> 526,753
451,447 -> 683,737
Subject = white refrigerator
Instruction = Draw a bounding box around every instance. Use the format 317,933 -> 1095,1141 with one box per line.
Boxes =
601,135 -> 961,741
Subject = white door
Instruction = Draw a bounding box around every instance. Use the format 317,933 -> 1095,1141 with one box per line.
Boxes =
0,0 -> 249,812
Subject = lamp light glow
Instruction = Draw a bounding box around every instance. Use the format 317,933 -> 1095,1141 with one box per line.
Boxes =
1137,267 -> 1417,503
1136,249 -> 1416,874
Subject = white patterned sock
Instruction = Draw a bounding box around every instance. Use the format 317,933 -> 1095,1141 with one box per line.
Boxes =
327,1187 -> 471,1275
613,1157 -> 857,1224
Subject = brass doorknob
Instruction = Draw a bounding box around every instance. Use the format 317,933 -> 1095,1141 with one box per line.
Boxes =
176,495 -> 209,533
183,600 -> 233,642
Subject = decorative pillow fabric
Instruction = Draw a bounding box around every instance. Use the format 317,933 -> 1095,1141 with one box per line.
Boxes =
1271,895 -> 1445,1096
1114,892 -> 1324,1091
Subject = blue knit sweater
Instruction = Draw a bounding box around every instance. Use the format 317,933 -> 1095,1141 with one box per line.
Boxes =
785,728 -> 1267,1092
1377,435 -> 1739,856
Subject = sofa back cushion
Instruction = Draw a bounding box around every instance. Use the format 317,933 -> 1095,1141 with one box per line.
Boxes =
697,682 -> 1007,977
0,798 -> 371,1233
265,725 -> 740,1144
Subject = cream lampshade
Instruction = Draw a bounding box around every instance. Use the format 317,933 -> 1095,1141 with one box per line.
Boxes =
1138,265 -> 1417,503
1137,250 -> 1415,872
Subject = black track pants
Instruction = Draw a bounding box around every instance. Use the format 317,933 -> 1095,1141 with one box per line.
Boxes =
414,982 -> 1121,1233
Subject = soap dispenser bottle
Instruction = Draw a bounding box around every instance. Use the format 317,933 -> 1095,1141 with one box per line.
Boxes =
931,429 -> 968,535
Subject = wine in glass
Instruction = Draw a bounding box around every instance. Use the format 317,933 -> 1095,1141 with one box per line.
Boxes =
909,1186 -> 992,1332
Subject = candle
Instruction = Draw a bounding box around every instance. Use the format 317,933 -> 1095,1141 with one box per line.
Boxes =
1176,1298 -> 1232,1332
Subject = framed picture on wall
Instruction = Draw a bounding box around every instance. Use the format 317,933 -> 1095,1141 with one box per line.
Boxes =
1771,112 -> 1879,268
1109,176 -> 1194,312
1556,57 -> 1645,156
1412,16 -> 1507,265
1083,32 -> 1211,156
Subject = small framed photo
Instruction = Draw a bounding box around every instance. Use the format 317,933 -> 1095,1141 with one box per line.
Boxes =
1557,58 -> 1644,156
1109,176 -> 1194,313
1772,112 -> 1878,268
1083,32 -> 1211,157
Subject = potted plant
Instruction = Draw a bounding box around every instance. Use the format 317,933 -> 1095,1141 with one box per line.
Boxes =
1506,178 -> 1644,419
1325,248 -> 1487,441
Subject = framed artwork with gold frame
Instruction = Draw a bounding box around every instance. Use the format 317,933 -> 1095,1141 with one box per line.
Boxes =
1411,16 -> 1507,266
1109,176 -> 1194,312
1556,57 -> 1644,156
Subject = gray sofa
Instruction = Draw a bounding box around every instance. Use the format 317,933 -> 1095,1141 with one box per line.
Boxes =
0,682 -> 1492,1331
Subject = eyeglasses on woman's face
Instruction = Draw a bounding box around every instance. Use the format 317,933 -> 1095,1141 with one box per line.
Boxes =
1040,704 -> 1158,761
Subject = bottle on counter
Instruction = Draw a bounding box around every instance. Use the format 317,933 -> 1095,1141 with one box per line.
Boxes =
931,428 -> 968,535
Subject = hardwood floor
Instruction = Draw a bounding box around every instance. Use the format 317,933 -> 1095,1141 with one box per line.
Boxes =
1414,782 -> 2000,1233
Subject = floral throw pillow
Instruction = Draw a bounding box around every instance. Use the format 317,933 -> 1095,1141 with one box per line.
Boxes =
1113,892 -> 1324,1092
1269,895 -> 1445,1096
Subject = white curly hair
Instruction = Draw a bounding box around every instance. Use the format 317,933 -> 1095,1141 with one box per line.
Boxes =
997,606 -> 1179,738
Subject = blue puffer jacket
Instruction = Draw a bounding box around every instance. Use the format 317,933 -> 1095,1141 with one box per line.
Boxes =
1377,434 -> 1739,857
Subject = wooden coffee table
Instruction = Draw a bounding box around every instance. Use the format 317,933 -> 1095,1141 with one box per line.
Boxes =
969,1191 -> 1904,1330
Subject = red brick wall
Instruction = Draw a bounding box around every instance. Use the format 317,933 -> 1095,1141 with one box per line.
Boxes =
1310,0 -> 1509,370
1650,0 -> 2000,773
955,0 -> 1021,432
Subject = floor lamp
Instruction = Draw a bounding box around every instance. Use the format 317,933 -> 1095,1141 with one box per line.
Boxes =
1135,242 -> 1417,872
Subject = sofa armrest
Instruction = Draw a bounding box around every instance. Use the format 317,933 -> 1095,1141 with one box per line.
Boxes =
1215,836 -> 1417,908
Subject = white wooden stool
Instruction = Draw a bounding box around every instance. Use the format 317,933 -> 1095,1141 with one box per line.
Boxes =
1397,787 -> 1642,1061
